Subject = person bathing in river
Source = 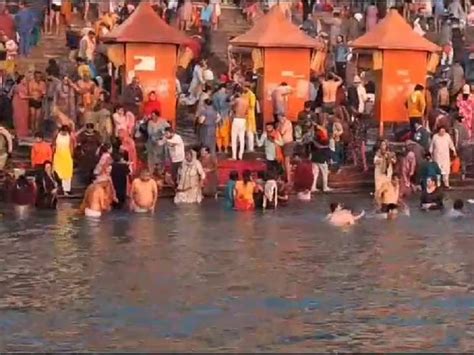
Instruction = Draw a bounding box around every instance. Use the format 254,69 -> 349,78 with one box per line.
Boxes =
130,168 -> 158,213
446,199 -> 465,218
326,202 -> 365,226
36,161 -> 61,209
234,169 -> 261,211
375,173 -> 403,219
80,180 -> 108,218
224,170 -> 238,210
420,176 -> 444,211
111,151 -> 131,210
10,175 -> 36,217
174,149 -> 206,205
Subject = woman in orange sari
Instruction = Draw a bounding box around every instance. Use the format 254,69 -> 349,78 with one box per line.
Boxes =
234,169 -> 261,211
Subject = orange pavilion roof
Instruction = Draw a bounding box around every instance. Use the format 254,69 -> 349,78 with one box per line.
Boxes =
103,2 -> 188,45
230,6 -> 322,49
350,9 -> 440,52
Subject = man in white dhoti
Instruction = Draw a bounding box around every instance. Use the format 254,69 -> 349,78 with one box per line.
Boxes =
430,127 -> 457,188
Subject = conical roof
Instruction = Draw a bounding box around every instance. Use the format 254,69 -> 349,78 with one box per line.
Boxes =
230,6 -> 322,49
103,2 -> 189,45
350,9 -> 440,52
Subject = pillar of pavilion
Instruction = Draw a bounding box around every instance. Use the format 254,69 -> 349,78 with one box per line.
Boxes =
104,2 -> 189,126
350,9 -> 440,136
230,6 -> 322,123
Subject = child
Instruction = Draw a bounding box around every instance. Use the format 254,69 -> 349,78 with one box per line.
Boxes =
31,132 -> 53,169
224,170 -> 238,210
263,171 -> 278,210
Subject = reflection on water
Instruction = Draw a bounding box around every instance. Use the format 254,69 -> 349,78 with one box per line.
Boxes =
1,195 -> 474,351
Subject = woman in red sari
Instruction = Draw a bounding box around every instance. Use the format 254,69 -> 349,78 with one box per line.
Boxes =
293,153 -> 314,201
143,91 -> 162,118
12,75 -> 30,138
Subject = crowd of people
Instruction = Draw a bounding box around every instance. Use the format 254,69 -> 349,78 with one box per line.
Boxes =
0,0 -> 474,226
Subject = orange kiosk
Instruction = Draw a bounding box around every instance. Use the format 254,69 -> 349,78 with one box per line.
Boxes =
230,6 -> 322,123
350,9 -> 440,135
104,2 -> 189,125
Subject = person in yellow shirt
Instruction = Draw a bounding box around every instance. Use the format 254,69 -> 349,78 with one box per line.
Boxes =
243,83 -> 257,152
407,84 -> 426,133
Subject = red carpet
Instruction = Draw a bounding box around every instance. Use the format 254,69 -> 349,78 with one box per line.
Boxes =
217,159 -> 267,186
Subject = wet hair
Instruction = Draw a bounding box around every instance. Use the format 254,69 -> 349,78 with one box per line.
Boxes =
266,170 -> 276,180
386,203 -> 398,212
330,202 -> 339,213
99,143 -> 112,155
229,170 -> 239,181
59,125 -> 70,133
242,169 -> 252,185
16,175 -> 29,188
140,167 -> 150,175
121,150 -> 129,162
112,152 -> 122,162
34,132 -> 44,139
453,199 -> 464,210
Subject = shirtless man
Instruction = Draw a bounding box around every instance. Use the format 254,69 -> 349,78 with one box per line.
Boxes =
375,173 -> 401,219
271,82 -> 293,121
321,72 -> 343,114
326,202 -> 365,226
28,71 -> 47,132
81,180 -> 108,218
231,87 -> 249,160
130,168 -> 158,213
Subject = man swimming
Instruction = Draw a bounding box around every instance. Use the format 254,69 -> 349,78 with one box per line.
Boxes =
326,202 -> 365,226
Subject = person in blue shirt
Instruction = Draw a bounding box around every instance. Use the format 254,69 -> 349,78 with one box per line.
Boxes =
200,0 -> 213,55
224,170 -> 238,210
15,2 -> 36,57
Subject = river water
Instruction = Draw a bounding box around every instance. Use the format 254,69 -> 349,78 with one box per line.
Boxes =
1,194 -> 474,352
